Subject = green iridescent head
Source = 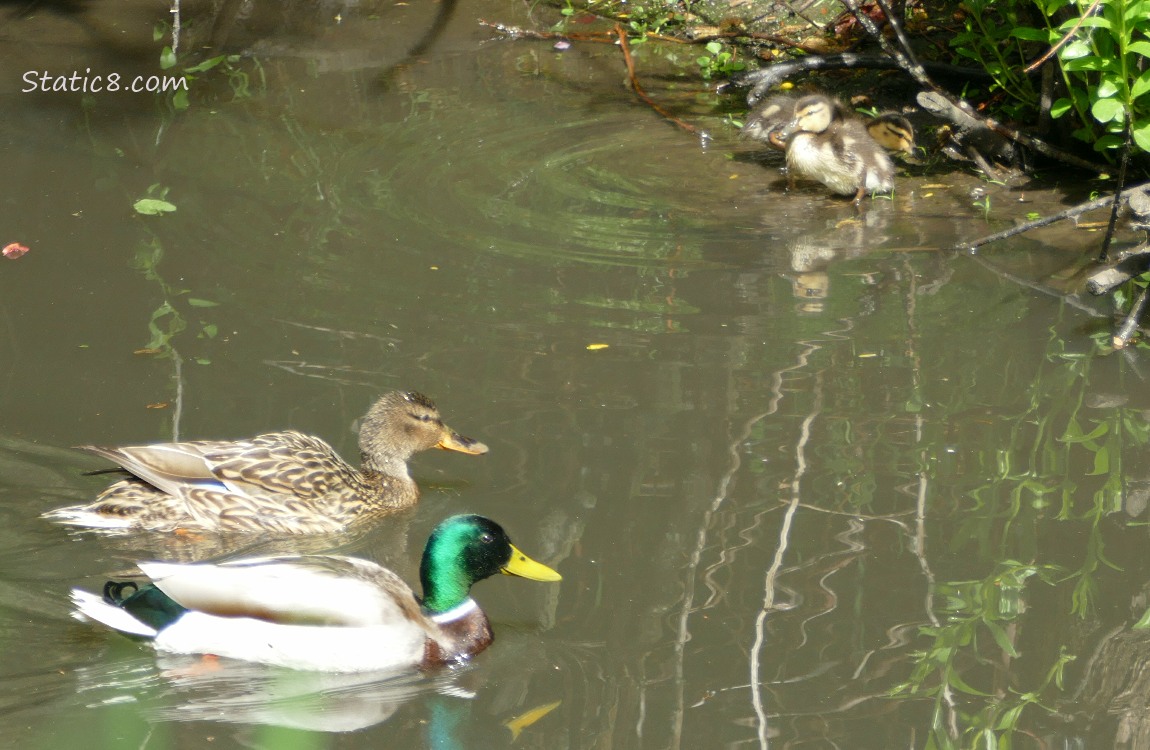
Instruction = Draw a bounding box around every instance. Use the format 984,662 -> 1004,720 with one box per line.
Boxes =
418,515 -> 561,614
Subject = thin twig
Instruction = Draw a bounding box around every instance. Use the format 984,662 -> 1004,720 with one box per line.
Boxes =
481,19 -> 691,45
170,0 -> 181,56
1023,0 -> 1103,74
836,0 -> 1109,173
965,254 -> 1106,319
1099,119 -> 1133,263
691,30 -> 826,53
751,0 -> 824,31
838,0 -> 931,87
614,24 -> 699,134
169,346 -> 184,441
872,0 -> 923,74
733,54 -> 994,104
1114,282 -> 1150,348
956,180 -> 1150,252
751,369 -> 823,749
480,19 -> 616,43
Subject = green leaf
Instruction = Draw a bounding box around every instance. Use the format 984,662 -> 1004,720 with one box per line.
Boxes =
1050,97 -> 1073,118
160,46 -> 177,70
1009,27 -> 1049,42
983,620 -> 1021,657
184,54 -> 227,74
705,41 -> 722,55
1133,121 -> 1150,152
1125,0 -> 1150,23
1098,77 -> 1121,99
1064,15 -> 1110,30
947,669 -> 992,697
187,298 -> 219,307
172,88 -> 189,111
1058,35 -> 1085,54
1133,71 -> 1150,99
995,703 -> 1026,730
1092,97 -> 1125,123
1065,56 -> 1118,72
1096,133 -> 1125,150
1133,606 -> 1150,630
1130,41 -> 1150,57
1088,445 -> 1110,475
133,198 -> 177,215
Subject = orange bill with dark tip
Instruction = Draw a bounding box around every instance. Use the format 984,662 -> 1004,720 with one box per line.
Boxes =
437,431 -> 489,455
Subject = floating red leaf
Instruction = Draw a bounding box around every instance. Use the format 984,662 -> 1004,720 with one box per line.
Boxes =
2,242 -> 29,259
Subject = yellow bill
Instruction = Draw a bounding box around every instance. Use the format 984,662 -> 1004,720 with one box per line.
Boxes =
501,544 -> 561,582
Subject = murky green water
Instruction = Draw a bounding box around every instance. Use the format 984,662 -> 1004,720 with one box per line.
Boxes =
3,1 -> 1150,748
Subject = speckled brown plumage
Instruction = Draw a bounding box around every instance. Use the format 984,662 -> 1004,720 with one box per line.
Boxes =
45,391 -> 488,534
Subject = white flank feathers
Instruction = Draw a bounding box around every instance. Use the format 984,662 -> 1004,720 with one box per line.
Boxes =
154,612 -> 427,672
138,558 -> 411,628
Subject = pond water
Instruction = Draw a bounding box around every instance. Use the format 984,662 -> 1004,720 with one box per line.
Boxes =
3,1 -> 1150,748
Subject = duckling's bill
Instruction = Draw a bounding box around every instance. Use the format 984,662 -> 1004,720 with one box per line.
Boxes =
501,544 -> 562,581
437,432 -> 489,455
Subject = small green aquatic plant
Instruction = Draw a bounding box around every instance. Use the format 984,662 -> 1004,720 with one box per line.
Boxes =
133,184 -> 177,216
696,41 -> 745,80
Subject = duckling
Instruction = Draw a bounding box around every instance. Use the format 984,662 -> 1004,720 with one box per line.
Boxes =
740,95 -> 803,149
776,94 -> 896,202
740,94 -> 847,151
742,96 -> 916,157
44,391 -> 488,534
866,112 -> 917,156
70,514 -> 562,672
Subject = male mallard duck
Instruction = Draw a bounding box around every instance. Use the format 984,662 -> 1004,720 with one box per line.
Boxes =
44,391 -> 488,534
70,514 -> 562,672
777,93 -> 896,202
742,95 -> 916,157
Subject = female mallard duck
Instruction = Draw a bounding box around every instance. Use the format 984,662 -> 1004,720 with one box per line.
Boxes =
776,93 -> 896,202
70,514 -> 562,672
742,95 -> 916,157
44,391 -> 488,534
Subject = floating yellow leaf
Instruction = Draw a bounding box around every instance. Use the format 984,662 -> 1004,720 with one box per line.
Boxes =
586,343 -> 609,350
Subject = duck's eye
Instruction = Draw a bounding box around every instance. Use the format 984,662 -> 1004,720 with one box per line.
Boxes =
479,532 -> 495,544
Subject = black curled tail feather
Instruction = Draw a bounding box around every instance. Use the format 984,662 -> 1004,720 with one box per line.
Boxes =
103,580 -> 140,605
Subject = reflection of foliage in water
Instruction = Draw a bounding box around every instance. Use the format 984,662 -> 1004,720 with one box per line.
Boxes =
873,300 -> 1148,746
686,254 -> 1150,749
